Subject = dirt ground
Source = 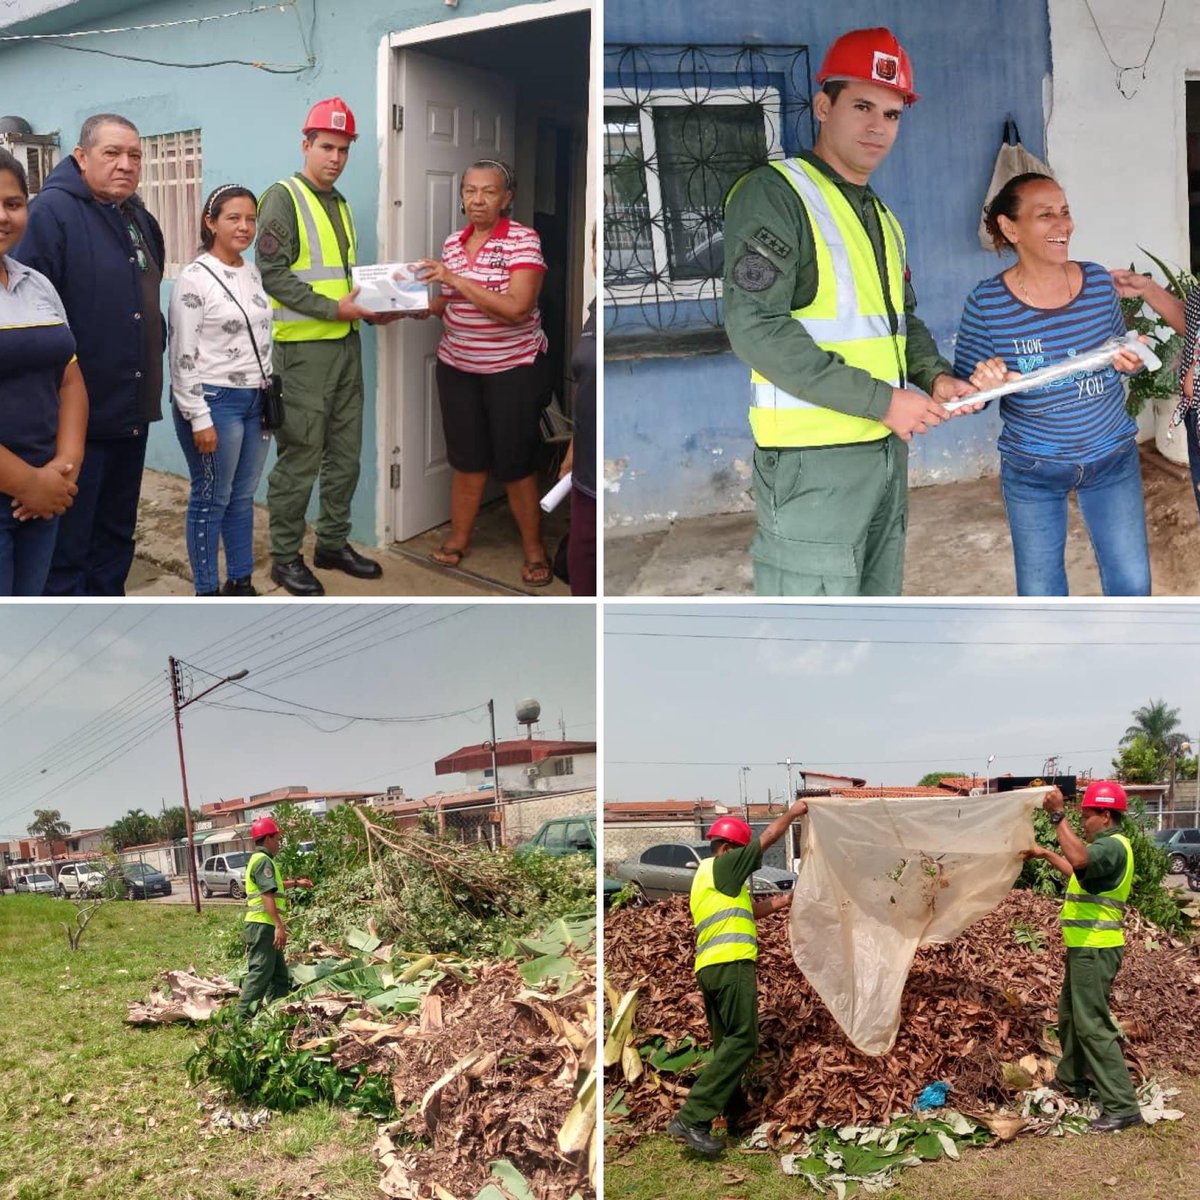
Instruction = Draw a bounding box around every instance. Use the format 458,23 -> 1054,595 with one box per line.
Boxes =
127,468 -> 569,597
604,446 -> 1200,597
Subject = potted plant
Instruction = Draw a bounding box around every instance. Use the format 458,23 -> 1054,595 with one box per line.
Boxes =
1120,249 -> 1198,465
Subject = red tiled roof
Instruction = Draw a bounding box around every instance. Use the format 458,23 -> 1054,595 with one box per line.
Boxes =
831,786 -> 971,799
603,800 -> 721,822
199,791 -> 377,817
435,739 -> 596,775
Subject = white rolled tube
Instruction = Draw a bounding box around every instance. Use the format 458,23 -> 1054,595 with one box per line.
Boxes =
540,472 -> 572,512
943,332 -> 1162,412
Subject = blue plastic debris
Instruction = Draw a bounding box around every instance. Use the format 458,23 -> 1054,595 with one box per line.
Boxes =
914,1082 -> 950,1111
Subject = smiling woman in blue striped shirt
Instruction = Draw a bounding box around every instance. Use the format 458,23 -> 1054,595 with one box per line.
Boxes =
954,173 -> 1149,597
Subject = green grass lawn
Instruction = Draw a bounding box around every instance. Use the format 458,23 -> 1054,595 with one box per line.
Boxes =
0,895 -> 380,1200
605,1075 -> 1200,1200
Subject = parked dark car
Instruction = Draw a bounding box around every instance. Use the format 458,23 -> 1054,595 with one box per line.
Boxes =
121,863 -> 172,900
1152,827 -> 1200,875
615,842 -> 796,902
515,816 -> 596,866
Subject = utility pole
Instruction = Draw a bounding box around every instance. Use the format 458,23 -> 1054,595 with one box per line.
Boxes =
169,657 -> 248,914
741,766 -> 751,821
487,699 -> 504,848
778,756 -> 796,802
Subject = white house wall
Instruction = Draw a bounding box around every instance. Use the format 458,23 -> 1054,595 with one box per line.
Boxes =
1047,0 -> 1194,276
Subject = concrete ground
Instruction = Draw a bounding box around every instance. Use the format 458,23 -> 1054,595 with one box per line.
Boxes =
605,445 -> 1200,597
129,469 -> 570,598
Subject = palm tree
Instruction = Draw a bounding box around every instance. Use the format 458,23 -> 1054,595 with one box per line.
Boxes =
27,808 -> 71,870
1121,699 -> 1182,763
108,808 -> 159,851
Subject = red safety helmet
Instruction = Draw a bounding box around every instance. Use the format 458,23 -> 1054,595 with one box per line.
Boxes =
303,97 -> 358,140
1080,781 -> 1128,812
705,816 -> 752,846
817,28 -> 919,106
250,816 -> 281,840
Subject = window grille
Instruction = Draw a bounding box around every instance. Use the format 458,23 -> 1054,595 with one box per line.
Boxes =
549,756 -> 575,776
139,128 -> 203,278
604,44 -> 814,330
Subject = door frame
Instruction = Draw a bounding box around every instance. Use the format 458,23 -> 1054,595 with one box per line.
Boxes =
374,0 -> 595,547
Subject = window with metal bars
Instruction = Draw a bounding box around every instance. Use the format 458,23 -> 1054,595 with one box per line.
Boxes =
138,128 -> 203,278
604,44 -> 815,331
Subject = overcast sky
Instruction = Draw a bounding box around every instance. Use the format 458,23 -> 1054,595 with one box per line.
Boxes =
0,603 -> 595,838
605,602 -> 1200,805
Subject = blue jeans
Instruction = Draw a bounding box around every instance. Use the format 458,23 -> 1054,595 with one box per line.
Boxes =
173,387 -> 271,595
1000,439 -> 1150,596
1183,408 -> 1200,520
0,502 -> 59,595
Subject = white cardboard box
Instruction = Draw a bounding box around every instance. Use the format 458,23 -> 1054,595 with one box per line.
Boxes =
350,263 -> 430,313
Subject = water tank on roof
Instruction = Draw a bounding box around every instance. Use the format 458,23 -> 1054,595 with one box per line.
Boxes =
515,698 -> 541,725
0,116 -> 34,137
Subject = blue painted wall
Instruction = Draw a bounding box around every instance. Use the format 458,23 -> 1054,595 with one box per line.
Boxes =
604,0 -> 1052,525
0,0 -> 553,544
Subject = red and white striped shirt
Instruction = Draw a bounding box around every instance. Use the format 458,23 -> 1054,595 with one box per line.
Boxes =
436,218 -> 548,374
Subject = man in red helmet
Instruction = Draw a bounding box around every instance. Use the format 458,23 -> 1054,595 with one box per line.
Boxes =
236,815 -> 314,1017
666,796 -> 809,1156
1023,783 -> 1144,1132
723,28 -> 981,597
256,98 -> 405,597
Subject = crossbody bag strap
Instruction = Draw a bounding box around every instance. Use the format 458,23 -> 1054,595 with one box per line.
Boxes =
196,260 -> 268,384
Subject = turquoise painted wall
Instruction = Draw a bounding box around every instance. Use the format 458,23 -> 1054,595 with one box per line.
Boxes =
0,0 -> 558,544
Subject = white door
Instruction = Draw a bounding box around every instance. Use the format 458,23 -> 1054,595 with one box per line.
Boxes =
390,49 -> 516,541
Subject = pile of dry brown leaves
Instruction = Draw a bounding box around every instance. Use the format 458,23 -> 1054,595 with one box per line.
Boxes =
367,959 -> 595,1199
605,891 -> 1200,1136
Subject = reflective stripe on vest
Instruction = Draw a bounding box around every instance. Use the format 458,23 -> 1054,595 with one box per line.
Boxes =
1060,832 -> 1134,948
690,856 -> 757,972
266,177 -> 357,342
747,157 -> 907,448
244,850 -> 287,925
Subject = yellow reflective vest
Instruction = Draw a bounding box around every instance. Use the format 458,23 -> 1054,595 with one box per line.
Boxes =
245,850 -> 287,926
265,177 -> 357,342
1060,832 -> 1133,949
690,856 -> 757,972
746,157 -> 907,448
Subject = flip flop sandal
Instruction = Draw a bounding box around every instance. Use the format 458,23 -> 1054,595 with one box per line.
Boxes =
430,544 -> 469,567
521,559 -> 553,587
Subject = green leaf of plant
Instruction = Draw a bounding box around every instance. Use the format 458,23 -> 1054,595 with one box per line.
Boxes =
517,954 -> 578,989
487,1160 -> 536,1200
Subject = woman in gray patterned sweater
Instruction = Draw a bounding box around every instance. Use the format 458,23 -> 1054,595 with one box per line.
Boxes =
168,184 -> 272,595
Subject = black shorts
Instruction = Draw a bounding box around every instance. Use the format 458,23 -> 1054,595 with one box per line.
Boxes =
435,356 -> 550,482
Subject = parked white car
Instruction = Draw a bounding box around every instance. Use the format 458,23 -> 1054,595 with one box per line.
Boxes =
14,872 -> 56,894
56,862 -> 107,898
200,852 -> 250,898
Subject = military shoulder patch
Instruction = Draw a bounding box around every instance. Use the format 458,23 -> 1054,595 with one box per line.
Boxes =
257,232 -> 281,257
752,226 -> 792,261
732,252 -> 780,292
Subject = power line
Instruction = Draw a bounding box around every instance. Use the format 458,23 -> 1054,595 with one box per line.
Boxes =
606,630 -> 1200,648
0,605 -> 78,687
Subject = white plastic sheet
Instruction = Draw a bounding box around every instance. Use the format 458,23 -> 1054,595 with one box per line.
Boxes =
787,787 -> 1048,1055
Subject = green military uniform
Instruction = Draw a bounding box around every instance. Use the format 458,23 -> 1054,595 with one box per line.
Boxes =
236,847 -> 291,1017
256,174 -> 364,565
678,837 -> 763,1130
1055,827 -> 1140,1118
723,150 -> 953,596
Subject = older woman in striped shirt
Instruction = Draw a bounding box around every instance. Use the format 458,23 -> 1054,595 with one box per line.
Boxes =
955,173 -> 1150,597
418,159 -> 553,588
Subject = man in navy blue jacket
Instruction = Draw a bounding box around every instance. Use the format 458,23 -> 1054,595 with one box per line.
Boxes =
14,113 -> 165,595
